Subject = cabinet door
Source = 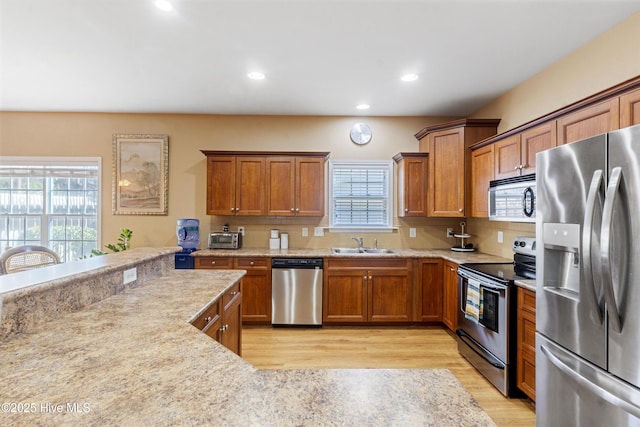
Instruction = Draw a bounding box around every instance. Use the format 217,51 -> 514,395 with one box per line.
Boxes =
397,156 -> 428,217
620,88 -> 640,128
517,287 -> 537,401
442,261 -> 459,332
429,128 -> 465,217
470,145 -> 494,218
220,283 -> 242,356
494,134 -> 521,180
206,156 -> 236,215
323,269 -> 367,323
415,259 -> 443,322
235,157 -> 266,215
266,157 -> 295,216
295,157 -> 325,216
368,269 -> 412,322
235,257 -> 271,324
520,121 -> 557,175
557,98 -> 620,145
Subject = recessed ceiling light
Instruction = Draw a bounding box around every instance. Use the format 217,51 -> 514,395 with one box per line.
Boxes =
401,73 -> 419,82
248,72 -> 265,80
154,0 -> 173,11
356,104 -> 370,110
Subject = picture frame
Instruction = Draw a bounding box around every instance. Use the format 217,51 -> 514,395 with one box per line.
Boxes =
112,134 -> 169,215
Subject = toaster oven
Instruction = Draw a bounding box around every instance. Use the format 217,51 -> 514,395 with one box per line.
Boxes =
208,232 -> 242,249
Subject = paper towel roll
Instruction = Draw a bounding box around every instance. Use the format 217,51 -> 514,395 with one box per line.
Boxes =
270,229 -> 279,238
269,238 -> 280,250
280,233 -> 289,249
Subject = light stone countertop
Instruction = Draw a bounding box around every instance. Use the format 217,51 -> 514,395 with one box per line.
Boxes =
0,267 -> 497,426
193,247 -> 512,265
515,279 -> 536,292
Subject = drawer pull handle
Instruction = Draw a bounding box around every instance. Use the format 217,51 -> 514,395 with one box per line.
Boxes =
230,291 -> 239,296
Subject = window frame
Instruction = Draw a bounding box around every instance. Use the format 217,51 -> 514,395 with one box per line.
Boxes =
328,159 -> 394,232
0,156 -> 102,261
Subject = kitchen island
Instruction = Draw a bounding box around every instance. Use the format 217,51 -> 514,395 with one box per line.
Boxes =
0,248 -> 496,426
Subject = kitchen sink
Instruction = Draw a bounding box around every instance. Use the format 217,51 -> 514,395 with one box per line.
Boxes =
331,247 -> 397,255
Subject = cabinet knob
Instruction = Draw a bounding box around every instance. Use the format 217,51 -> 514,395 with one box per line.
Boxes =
368,275 -> 372,280
230,291 -> 239,296
230,208 -> 235,212
514,165 -> 520,171
249,261 -> 254,266
363,275 -> 367,280
296,208 -> 300,212
458,208 -> 463,212
211,261 -> 216,265
405,208 -> 408,212
204,316 -> 212,323
291,208 -> 295,212
220,324 -> 229,332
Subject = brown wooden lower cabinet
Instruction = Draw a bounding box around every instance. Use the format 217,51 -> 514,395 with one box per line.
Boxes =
323,258 -> 413,324
415,259 -> 443,322
193,280 -> 242,355
442,260 -> 459,332
195,256 -> 271,325
517,286 -> 536,401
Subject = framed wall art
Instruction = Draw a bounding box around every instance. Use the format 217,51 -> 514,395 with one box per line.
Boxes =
112,134 -> 169,215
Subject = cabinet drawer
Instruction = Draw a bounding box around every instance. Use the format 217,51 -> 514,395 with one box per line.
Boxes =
195,256 -> 234,269
326,258 -> 411,269
191,300 -> 221,330
234,257 -> 269,269
520,288 -> 536,315
223,281 -> 241,307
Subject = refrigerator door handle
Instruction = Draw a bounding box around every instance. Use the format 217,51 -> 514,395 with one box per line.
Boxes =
582,169 -> 604,324
601,166 -> 623,333
541,344 -> 640,420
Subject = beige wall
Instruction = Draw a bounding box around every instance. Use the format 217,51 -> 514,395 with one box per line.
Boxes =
471,12 -> 640,133
0,113 -> 463,251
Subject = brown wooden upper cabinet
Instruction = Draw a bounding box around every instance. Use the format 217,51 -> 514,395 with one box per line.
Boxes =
266,155 -> 327,217
204,155 -> 266,216
494,121 -> 557,179
393,152 -> 428,217
415,119 -> 500,217
470,144 -> 494,218
202,151 -> 328,217
557,98 -> 620,145
620,87 -> 640,128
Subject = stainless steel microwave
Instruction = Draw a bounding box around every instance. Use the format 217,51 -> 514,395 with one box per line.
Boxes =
488,174 -> 536,222
208,232 -> 242,249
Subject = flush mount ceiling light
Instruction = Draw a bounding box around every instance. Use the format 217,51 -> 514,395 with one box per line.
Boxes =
247,72 -> 266,80
400,73 -> 419,82
356,104 -> 370,110
154,0 -> 173,11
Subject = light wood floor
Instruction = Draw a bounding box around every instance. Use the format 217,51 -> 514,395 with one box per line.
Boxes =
242,326 -> 536,427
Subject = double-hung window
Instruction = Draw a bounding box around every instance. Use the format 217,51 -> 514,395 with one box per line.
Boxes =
329,160 -> 393,230
0,157 -> 101,262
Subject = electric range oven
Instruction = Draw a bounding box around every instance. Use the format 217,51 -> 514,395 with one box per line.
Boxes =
456,237 -> 536,397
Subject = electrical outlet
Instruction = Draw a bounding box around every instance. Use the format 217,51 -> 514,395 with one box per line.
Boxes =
313,227 -> 324,237
123,267 -> 137,284
447,228 -> 454,238
497,231 -> 504,243
237,226 -> 245,236
302,227 -> 308,237
409,228 -> 416,238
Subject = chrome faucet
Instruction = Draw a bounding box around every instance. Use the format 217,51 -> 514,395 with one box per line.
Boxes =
352,237 -> 364,250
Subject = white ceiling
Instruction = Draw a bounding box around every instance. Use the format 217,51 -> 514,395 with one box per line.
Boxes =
2,0 -> 640,117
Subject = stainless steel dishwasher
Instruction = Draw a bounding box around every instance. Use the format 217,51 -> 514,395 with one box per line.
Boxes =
271,258 -> 323,326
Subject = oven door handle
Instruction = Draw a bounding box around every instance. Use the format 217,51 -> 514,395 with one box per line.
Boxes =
456,330 -> 505,369
479,282 -> 507,292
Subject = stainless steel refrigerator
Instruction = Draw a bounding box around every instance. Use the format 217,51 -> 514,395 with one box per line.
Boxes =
536,124 -> 640,426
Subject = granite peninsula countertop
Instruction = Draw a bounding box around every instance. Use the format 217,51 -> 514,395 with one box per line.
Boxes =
0,267 -> 497,426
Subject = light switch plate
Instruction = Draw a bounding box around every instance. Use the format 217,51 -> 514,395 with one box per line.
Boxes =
123,267 -> 137,284
302,227 -> 308,237
497,231 -> 504,243
314,227 -> 324,237
237,226 -> 245,236
409,228 -> 416,238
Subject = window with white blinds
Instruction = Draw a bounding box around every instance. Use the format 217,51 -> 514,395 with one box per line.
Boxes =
0,157 -> 101,262
329,160 -> 393,230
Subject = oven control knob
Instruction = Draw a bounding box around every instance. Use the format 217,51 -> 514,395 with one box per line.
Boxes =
519,241 -> 526,247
